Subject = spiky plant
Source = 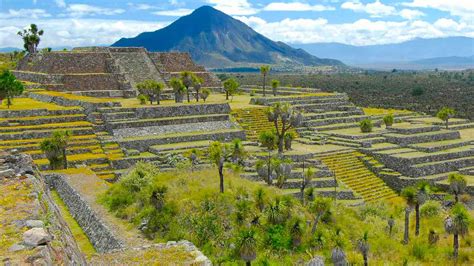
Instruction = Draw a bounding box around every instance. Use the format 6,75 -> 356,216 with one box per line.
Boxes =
357,231 -> 370,266
444,203 -> 470,259
401,186 -> 417,244
236,228 -> 257,266
448,173 -> 467,203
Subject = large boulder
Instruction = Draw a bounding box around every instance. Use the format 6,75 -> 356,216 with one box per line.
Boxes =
23,228 -> 52,247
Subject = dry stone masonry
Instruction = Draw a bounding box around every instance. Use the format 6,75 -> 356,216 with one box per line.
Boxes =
13,47 -> 221,98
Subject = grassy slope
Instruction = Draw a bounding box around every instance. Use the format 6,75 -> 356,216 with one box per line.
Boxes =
101,165 -> 474,265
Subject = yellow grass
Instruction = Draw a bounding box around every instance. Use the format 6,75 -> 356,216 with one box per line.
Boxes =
363,107 -> 412,116
0,98 -> 76,111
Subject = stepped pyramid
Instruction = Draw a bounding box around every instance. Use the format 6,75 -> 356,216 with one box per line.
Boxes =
13,47 -> 222,98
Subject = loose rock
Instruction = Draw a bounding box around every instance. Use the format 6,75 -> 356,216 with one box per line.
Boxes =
25,220 -> 45,229
23,228 -> 52,247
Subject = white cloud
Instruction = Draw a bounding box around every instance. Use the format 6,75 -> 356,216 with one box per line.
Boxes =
399,9 -> 425,20
66,4 -> 125,17
235,16 -> 474,45
263,2 -> 335,12
206,0 -> 258,15
403,0 -> 474,20
0,9 -> 51,19
0,18 -> 168,48
128,3 -> 156,10
55,0 -> 66,8
341,0 -> 396,17
153,8 -> 193,17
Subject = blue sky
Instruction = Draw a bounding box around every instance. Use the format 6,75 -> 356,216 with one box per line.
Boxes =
0,0 -> 472,48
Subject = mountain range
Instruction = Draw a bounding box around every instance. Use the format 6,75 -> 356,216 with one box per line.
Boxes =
293,37 -> 474,70
113,6 -> 342,68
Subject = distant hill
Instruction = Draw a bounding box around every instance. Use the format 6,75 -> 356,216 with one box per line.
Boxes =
293,37 -> 474,69
0,47 -> 21,53
411,56 -> 474,68
112,6 -> 342,68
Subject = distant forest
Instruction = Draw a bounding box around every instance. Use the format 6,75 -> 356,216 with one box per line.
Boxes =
228,71 -> 474,120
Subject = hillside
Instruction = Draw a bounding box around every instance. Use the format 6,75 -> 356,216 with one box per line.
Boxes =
293,37 -> 474,69
112,6 -> 342,68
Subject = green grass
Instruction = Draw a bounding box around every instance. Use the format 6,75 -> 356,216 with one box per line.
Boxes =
50,190 -> 96,258
99,163 -> 474,265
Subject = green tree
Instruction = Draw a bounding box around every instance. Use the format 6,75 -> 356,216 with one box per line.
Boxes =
0,70 -> 24,108
180,71 -> 194,102
17,24 -> 44,54
40,130 -> 71,170
192,75 -> 203,102
437,107 -> 455,129
200,88 -> 211,102
169,78 -> 185,103
309,197 -> 331,234
357,231 -> 370,266
444,203 -> 470,259
271,79 -> 280,96
415,181 -> 431,236
208,140 -> 246,193
448,173 -> 467,203
401,186 -> 417,244
260,65 -> 270,96
223,78 -> 239,101
236,228 -> 257,266
136,80 -> 164,105
265,102 -> 302,153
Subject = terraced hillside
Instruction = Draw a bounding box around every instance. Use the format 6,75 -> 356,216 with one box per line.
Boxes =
318,150 -> 398,202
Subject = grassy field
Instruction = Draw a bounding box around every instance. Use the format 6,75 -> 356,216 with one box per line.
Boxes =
0,97 -> 77,110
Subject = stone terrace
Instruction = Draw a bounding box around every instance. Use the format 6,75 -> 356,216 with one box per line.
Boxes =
13,47 -> 222,99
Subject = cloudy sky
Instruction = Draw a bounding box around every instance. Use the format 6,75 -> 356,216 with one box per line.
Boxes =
0,0 -> 472,48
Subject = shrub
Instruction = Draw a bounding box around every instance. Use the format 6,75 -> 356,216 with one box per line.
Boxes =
420,201 -> 441,217
360,119 -> 373,133
137,94 -> 147,105
250,89 -> 256,96
284,131 -> 296,150
411,87 -> 424,96
383,114 -> 394,127
259,130 -> 277,150
200,88 -> 211,102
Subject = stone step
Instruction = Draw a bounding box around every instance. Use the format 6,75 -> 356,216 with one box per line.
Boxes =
409,139 -> 472,153
73,90 -> 137,98
117,128 -> 246,152
304,115 -> 370,127
149,140 -> 214,153
106,114 -> 229,130
0,127 -> 94,140
0,121 -> 93,133
408,156 -> 474,177
384,130 -> 461,146
304,110 -> 363,120
4,114 -> 87,126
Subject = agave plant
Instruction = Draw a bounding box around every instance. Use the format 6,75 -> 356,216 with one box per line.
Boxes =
236,228 -> 257,266
444,203 -> 470,259
357,231 -> 370,266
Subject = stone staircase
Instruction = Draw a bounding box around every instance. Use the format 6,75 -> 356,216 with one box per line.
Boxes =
0,102 -> 118,180
317,150 -> 398,202
108,48 -> 167,88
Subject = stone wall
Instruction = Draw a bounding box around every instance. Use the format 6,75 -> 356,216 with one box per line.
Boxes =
45,174 -> 125,253
17,53 -> 111,74
151,52 -> 206,72
61,73 -> 129,91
